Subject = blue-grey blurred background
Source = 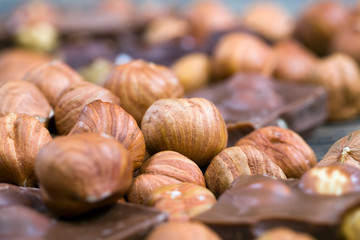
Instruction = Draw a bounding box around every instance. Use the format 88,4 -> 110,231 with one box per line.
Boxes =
0,0 -> 357,15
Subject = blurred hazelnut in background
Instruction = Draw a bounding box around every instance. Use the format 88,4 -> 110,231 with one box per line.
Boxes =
172,53 -> 211,92
295,1 -> 350,56
143,15 -> 191,47
186,0 -> 236,43
6,1 -> 59,52
307,53 -> 360,121
273,40 -> 318,83
212,33 -> 275,80
242,2 -> 295,42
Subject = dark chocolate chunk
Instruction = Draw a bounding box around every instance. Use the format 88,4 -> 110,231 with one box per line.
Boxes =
117,34 -> 196,66
46,203 -> 167,240
0,205 -> 53,239
59,37 -> 118,69
0,183 -> 46,212
194,175 -> 360,240
187,73 -> 327,145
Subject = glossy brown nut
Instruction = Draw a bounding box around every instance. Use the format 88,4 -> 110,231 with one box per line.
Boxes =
35,133 -> 133,217
24,60 -> 84,108
69,100 -> 146,170
103,59 -> 184,124
205,145 -> 286,197
299,164 -> 360,196
317,130 -> 360,169
128,151 -> 205,204
54,82 -> 120,135
0,80 -> 53,125
0,113 -> 52,187
146,221 -> 221,240
273,40 -> 318,83
236,126 -> 317,178
213,33 -> 275,79
141,98 -> 228,167
308,53 -> 360,121
146,182 -> 216,221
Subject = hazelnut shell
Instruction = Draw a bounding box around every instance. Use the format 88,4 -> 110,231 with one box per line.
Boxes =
35,133 -> 133,217
141,98 -> 228,167
69,100 -> 146,170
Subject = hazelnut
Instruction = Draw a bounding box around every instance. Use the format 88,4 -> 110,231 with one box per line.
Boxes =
0,113 -> 52,187
54,82 -> 120,135
172,53 -> 210,92
242,2 -> 295,42
299,165 -> 360,196
331,14 -> 360,64
146,182 -> 216,221
0,205 -> 52,239
127,151 -> 205,204
205,145 -> 286,197
146,221 -> 221,240
141,98 -> 228,167
143,15 -> 190,46
15,22 -> 58,52
295,1 -> 350,55
256,227 -> 315,240
78,58 -> 114,85
0,81 -> 53,125
187,0 -> 235,42
103,59 -> 184,124
98,0 -> 135,23
6,1 -> 58,52
307,53 -> 360,121
35,133 -> 133,217
213,33 -> 275,80
342,206 -> 360,240
317,130 -> 360,168
235,126 -> 317,178
69,100 -> 146,170
6,1 -> 58,30
24,60 -> 84,108
273,40 -> 318,83
0,49 -> 51,83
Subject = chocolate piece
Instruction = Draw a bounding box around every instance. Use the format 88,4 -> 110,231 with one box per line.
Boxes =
194,175 -> 360,239
186,74 -> 327,145
0,183 -> 46,212
117,34 -> 196,66
46,202 -> 167,240
0,205 -> 53,239
117,26 -> 256,67
59,37 -> 118,69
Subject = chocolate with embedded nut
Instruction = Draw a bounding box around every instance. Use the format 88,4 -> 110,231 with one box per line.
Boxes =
194,174 -> 360,240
